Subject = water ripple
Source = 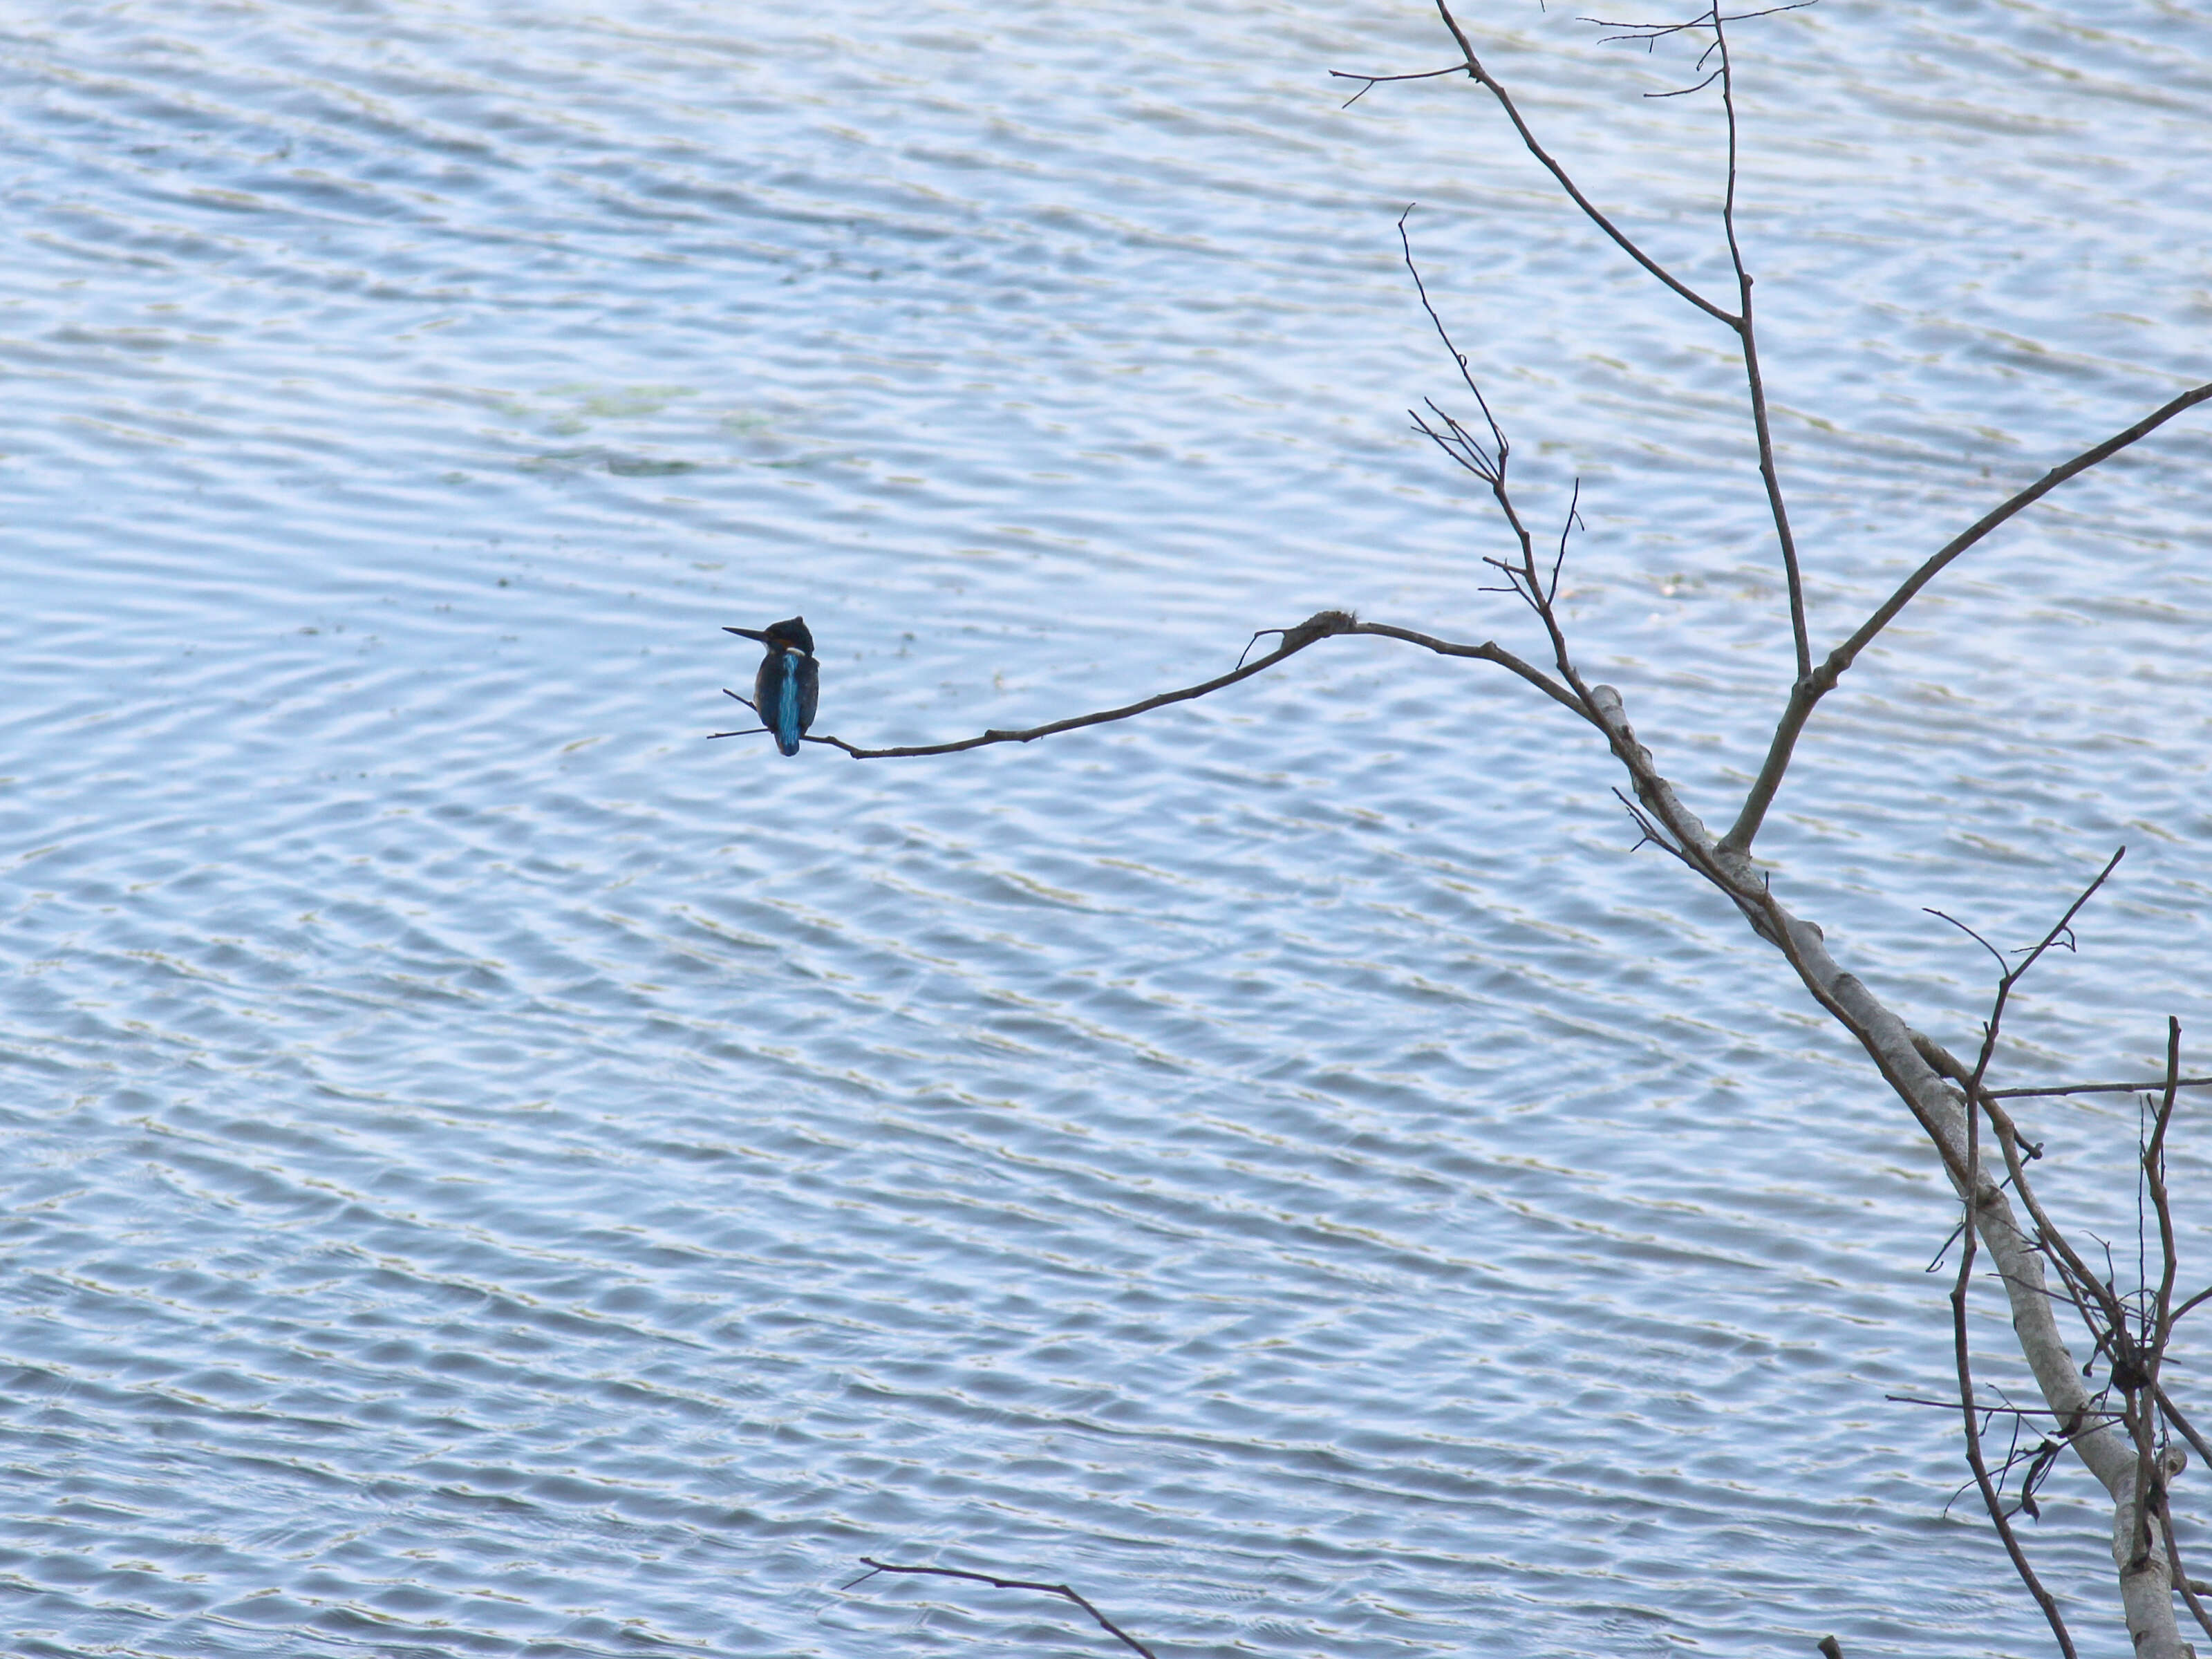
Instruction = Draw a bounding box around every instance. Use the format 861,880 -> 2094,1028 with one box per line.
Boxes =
4,0 -> 2211,1655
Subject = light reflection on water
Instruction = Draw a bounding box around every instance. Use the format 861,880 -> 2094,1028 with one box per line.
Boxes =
3,1 -> 2211,1654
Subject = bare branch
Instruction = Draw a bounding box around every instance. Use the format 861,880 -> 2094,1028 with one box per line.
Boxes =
1924,996 -> 2192,1629
1924,907 -> 2009,976
807,612 -> 1347,756
1584,2 -> 1817,40
1346,620 -> 1597,718
2008,848 -> 2127,990
1723,379 -> 2212,852
1398,207 -> 1511,458
1990,1076 -> 2212,1100
1839,381 -> 2212,671
1387,212 -> 1611,714
1427,0 -> 1738,326
1643,68 -> 1723,98
1327,64 -> 1463,109
1553,478 -> 1584,603
803,612 -> 1596,760
2145,1018 -> 2185,1220
1565,677 -> 2176,1644
709,689 -> 771,739
845,1558 -> 1157,1659
1707,5 -> 1810,679
1886,1393 -> 2121,1422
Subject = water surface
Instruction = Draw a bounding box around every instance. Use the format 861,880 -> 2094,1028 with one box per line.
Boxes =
5,1 -> 2212,1655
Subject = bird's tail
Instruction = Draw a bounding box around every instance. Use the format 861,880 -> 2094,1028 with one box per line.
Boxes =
774,677 -> 803,756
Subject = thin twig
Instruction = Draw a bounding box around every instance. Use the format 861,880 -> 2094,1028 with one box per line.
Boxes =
1938,1431 -> 2070,1521
845,1558 -> 1158,1659
1886,1393 -> 2121,1421
1553,478 -> 1583,603
1613,785 -> 1698,868
1704,3 -> 1810,679
1327,64 -> 1463,107
1583,2 -> 1816,39
1947,850 -> 2125,1207
1989,1076 -> 2212,1100
1399,208 -> 1510,453
2012,850 -> 2124,987
1398,217 -> 1597,711
1643,67 -> 1723,97
708,689 -> 771,740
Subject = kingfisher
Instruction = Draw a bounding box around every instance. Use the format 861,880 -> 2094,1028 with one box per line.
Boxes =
724,616 -> 818,756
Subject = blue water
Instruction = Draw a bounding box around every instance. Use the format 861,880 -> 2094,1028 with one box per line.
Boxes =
5,1 -> 2212,1654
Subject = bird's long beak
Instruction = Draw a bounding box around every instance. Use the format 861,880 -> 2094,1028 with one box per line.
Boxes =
724,627 -> 772,644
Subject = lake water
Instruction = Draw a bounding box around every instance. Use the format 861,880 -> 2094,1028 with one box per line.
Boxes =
5,1 -> 2212,1655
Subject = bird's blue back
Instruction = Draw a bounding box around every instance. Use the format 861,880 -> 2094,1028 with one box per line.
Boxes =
755,651 -> 818,756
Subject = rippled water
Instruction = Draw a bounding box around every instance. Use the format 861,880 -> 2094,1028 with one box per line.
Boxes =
6,1 -> 2212,1654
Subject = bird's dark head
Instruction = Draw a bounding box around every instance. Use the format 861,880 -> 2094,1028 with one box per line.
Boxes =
724,615 -> 815,656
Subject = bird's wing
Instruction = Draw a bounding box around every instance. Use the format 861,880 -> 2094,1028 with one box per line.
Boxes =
753,655 -> 779,726
796,657 -> 820,735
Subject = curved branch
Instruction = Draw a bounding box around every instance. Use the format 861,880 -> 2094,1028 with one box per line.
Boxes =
805,612 -> 1594,760
845,1559 -> 1156,1659
1723,378 -> 2212,852
1328,64 -> 1463,109
1344,621 -> 1597,718
1428,0 -> 1738,327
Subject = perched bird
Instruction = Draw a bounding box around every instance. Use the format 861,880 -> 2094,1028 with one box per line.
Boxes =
724,616 -> 818,756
